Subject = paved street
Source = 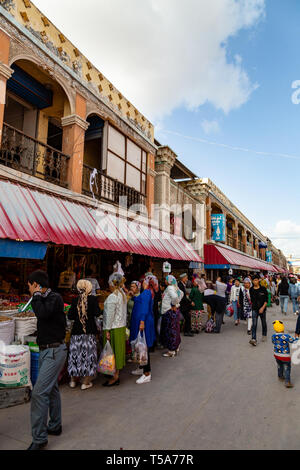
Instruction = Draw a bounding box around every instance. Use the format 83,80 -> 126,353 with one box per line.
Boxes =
1,302 -> 300,451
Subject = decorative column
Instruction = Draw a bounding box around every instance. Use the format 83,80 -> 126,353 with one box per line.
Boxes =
146,153 -> 156,219
0,29 -> 13,145
242,230 -> 247,253
183,179 -> 208,258
206,196 -> 211,242
61,114 -> 89,193
255,239 -> 259,257
154,146 -> 176,232
233,222 -> 238,250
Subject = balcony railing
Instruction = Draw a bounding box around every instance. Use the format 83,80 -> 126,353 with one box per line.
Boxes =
82,164 -> 146,211
238,241 -> 246,253
226,235 -> 236,249
0,123 -> 70,188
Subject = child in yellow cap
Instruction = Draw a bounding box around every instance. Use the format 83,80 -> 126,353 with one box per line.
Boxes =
272,320 -> 298,388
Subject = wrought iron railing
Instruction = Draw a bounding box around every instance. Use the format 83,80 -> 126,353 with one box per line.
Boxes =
82,164 -> 146,211
238,241 -> 246,253
226,235 -> 236,249
0,123 -> 70,188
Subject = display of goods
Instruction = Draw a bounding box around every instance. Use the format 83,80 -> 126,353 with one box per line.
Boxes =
0,345 -> 32,389
97,341 -> 116,376
0,316 -> 13,322
0,317 -> 14,345
14,311 -> 35,318
0,301 -> 20,311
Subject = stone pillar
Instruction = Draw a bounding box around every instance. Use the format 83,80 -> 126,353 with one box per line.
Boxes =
154,146 -> 176,231
248,233 -> 254,256
61,114 -> 89,193
242,230 -> 247,253
182,179 -> 208,258
0,29 -> 13,145
233,223 -> 238,250
147,153 -> 156,219
255,239 -> 259,257
206,197 -> 211,241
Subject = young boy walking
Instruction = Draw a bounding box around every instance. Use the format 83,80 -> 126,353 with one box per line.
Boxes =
271,320 -> 298,388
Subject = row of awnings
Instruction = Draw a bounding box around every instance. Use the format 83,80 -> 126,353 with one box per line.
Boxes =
204,244 -> 287,273
0,179 -> 202,262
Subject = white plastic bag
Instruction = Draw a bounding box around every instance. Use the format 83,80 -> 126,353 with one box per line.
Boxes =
0,343 -> 32,389
134,331 -> 148,367
97,340 -> 116,376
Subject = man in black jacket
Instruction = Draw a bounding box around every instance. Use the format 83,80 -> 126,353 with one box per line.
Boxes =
249,274 -> 268,346
27,270 -> 67,451
178,273 -> 194,337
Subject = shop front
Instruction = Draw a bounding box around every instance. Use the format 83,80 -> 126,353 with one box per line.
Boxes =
204,243 -> 277,280
0,178 -> 203,304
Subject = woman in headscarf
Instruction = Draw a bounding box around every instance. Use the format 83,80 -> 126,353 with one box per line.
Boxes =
129,276 -> 156,384
160,275 -> 184,357
67,280 -> 101,390
189,274 -> 204,333
127,281 -> 141,328
102,273 -> 127,386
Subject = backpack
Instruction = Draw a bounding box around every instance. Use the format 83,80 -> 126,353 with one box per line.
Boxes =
205,318 -> 216,333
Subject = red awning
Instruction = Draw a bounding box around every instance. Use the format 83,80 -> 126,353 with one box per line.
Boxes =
273,265 -> 285,273
204,244 -> 277,272
0,179 -> 202,262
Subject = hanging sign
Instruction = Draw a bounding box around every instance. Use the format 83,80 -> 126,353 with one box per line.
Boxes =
163,261 -> 172,273
211,214 -> 226,242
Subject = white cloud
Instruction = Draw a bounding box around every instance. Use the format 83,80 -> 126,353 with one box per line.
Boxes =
271,220 -> 300,258
33,0 -> 265,121
201,119 -> 220,135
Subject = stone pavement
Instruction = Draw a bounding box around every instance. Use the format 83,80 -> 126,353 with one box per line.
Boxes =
1,302 -> 300,451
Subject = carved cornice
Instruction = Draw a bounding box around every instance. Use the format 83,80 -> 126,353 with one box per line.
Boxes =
0,61 -> 14,80
155,146 -> 177,168
181,179 -> 209,201
61,114 -> 90,131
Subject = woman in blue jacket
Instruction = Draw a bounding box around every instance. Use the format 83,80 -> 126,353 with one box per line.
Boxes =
129,276 -> 156,385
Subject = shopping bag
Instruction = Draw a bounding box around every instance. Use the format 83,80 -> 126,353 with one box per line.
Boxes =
134,331 -> 148,367
205,318 -> 216,333
97,340 -> 116,376
226,304 -> 234,317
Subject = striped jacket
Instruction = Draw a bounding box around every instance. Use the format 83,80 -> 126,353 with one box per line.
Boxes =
271,333 -> 298,362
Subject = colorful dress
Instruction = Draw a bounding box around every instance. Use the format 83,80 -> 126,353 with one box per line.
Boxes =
160,283 -> 183,351
189,286 -> 204,332
103,290 -> 127,370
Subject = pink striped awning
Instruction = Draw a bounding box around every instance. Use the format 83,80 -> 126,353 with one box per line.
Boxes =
0,179 -> 202,262
204,244 -> 277,272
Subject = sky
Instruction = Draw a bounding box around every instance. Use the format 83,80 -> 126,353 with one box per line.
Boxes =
33,0 -> 300,259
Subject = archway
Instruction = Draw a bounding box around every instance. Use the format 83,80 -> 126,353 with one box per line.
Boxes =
2,58 -> 72,186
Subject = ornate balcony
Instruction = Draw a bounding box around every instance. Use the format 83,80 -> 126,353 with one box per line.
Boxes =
0,123 -> 70,188
82,164 -> 146,211
226,235 -> 236,249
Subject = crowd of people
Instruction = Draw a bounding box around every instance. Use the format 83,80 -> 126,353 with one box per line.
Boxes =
26,266 -> 300,449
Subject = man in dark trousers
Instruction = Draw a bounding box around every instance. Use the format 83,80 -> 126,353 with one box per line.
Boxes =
178,273 -> 194,337
27,270 -> 67,450
249,274 -> 268,346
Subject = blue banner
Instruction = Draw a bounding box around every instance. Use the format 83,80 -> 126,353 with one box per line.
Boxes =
0,239 -> 48,259
211,214 -> 226,242
266,250 -> 272,263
